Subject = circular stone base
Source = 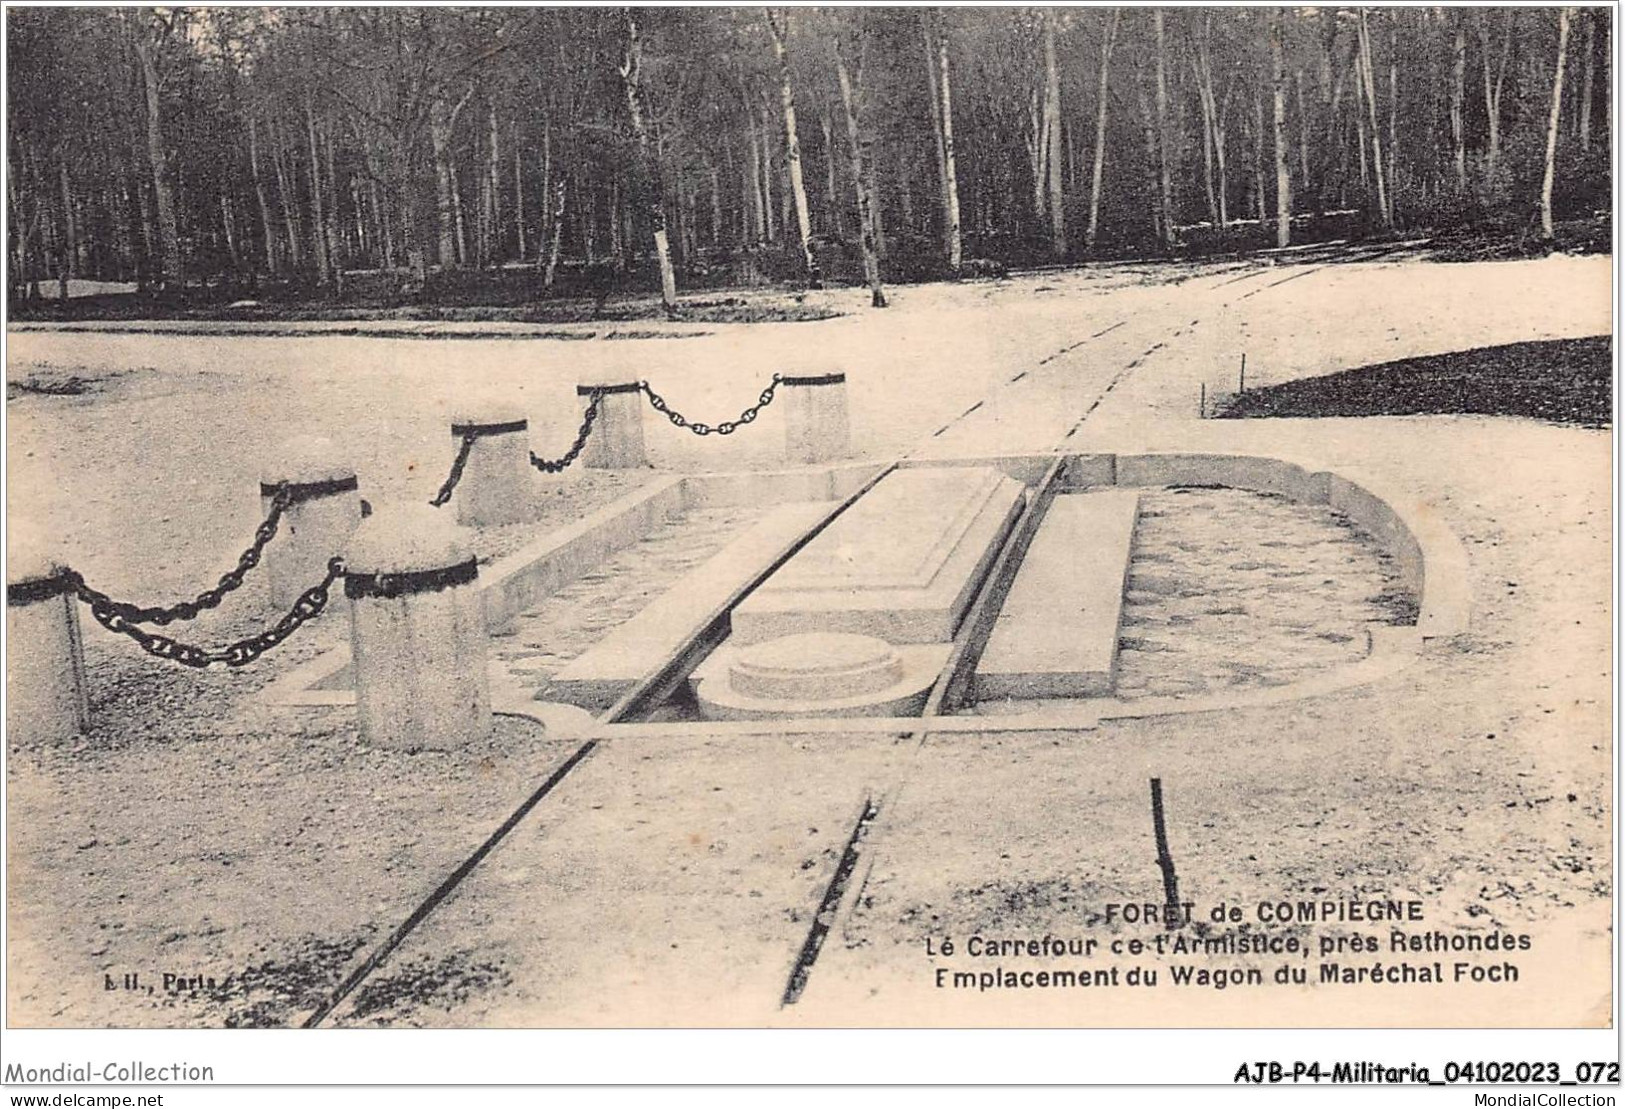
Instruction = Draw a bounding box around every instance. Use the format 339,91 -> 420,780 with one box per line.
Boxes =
729,632 -> 904,701
692,637 -> 949,721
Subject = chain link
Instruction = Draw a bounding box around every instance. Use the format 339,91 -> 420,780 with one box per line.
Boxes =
530,391 -> 602,473
81,557 -> 345,668
64,484 -> 292,627
429,433 -> 478,507
639,374 -> 781,436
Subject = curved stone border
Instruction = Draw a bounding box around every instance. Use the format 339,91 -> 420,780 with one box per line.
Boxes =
1098,451 -> 1471,641
898,449 -> 1471,642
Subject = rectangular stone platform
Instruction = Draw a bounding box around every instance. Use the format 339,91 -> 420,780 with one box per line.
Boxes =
730,466 -> 1026,646
546,501 -> 836,712
973,490 -> 1139,700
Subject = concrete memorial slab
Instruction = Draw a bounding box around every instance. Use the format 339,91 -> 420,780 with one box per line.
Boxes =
730,466 -> 1025,645
974,489 -> 1140,700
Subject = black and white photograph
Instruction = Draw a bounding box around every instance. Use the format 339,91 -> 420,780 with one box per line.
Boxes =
1,0 -> 1616,1092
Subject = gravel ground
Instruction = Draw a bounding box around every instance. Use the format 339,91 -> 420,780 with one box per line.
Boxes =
1114,488 -> 1406,701
6,714 -> 583,1027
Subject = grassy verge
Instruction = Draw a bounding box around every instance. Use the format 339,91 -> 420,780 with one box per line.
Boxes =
1217,337 -> 1611,428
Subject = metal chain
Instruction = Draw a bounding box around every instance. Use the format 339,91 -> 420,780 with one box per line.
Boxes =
640,374 -> 781,436
429,433 -> 478,507
80,557 -> 345,669
530,391 -> 602,473
63,484 -> 293,627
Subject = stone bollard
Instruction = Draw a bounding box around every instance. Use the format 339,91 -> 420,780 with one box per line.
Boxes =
344,504 -> 490,751
7,532 -> 89,745
261,438 -> 364,612
578,381 -> 648,470
448,405 -> 534,528
782,370 -> 851,466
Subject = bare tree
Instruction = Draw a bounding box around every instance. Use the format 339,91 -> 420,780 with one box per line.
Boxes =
1578,9 -> 1595,151
1190,11 -> 1228,232
428,85 -> 473,270
765,8 -> 821,288
1270,8 -> 1292,247
1085,9 -> 1121,249
128,10 -> 182,288
1541,7 -> 1573,240
927,11 -> 963,271
1153,9 -> 1175,250
543,179 -> 566,291
618,9 -> 679,318
248,114 -> 278,274
1450,14 -> 1467,192
1479,9 -> 1514,184
1356,9 -> 1392,229
832,17 -> 886,308
1043,8 -> 1065,256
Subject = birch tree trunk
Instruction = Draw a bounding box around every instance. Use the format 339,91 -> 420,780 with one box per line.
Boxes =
132,21 -> 181,288
1086,9 -> 1120,249
1295,69 -> 1310,198
834,29 -> 887,308
1480,10 -> 1513,184
1044,8 -> 1066,256
1356,9 -> 1392,228
1541,8 -> 1573,239
936,16 -> 963,271
1029,86 -> 1048,226
1354,53 -> 1368,188
1191,12 -> 1227,231
922,11 -> 950,235
450,160 -> 468,265
271,116 -> 304,273
1135,74 -> 1164,239
538,118 -> 551,264
544,179 -> 566,290
766,9 -> 822,287
1579,10 -> 1594,150
249,115 -> 278,274
1450,17 -> 1467,190
487,104 -> 502,265
1154,10 -> 1175,249
58,161 -> 74,298
1269,8 -> 1292,248
322,121 -> 343,293
619,11 -> 679,317
820,109 -> 843,237
513,119 -> 526,260
1387,20 -> 1399,214
1199,81 -> 1217,226
745,108 -> 766,243
759,104 -> 777,244
428,90 -> 467,270
304,95 -> 330,287
1252,88 -> 1266,222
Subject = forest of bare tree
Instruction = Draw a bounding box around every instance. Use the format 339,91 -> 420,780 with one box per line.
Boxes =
5,6 -> 1612,313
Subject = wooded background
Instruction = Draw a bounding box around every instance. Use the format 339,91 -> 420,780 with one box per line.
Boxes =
5,6 -> 1612,308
